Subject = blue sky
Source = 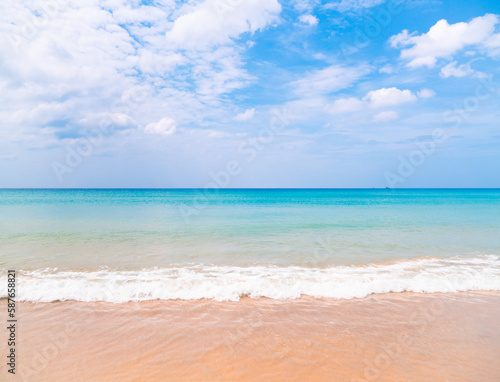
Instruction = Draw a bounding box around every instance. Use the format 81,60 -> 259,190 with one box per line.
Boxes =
1,0 -> 500,187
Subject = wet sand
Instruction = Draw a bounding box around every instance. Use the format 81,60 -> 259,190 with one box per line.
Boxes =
2,291 -> 500,381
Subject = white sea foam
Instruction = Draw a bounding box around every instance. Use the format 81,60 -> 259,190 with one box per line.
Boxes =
3,256 -> 500,302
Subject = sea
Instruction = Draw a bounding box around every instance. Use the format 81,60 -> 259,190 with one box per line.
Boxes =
1,188 -> 499,302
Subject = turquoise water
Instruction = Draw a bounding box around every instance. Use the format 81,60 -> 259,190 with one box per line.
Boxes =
1,189 -> 499,301
1,188 -> 499,268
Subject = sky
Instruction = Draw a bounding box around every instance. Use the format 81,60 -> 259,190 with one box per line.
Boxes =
1,0 -> 500,188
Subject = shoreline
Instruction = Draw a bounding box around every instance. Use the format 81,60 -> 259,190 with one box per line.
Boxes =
4,288 -> 500,304
5,254 -> 500,303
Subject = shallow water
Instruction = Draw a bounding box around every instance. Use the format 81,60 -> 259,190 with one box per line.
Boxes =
2,292 -> 499,382
1,189 -> 499,302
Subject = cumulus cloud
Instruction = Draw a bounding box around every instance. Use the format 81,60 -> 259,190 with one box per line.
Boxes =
379,65 -> 394,74
144,117 -> 177,136
483,32 -> 500,55
439,61 -> 487,78
326,97 -> 364,114
417,88 -> 436,98
390,14 -> 500,68
165,0 -> 281,50
234,108 -> 255,121
327,87 -> 417,114
299,14 -> 319,26
373,111 -> 399,123
363,87 -> 417,108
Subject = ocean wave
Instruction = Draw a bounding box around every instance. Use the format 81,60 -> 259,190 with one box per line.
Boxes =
3,256 -> 500,302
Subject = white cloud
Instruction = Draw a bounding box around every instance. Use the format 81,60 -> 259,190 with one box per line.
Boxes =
483,32 -> 500,55
373,111 -> 399,123
439,61 -> 487,78
326,97 -> 363,114
363,87 -> 417,108
390,14 -> 500,68
79,113 -> 139,130
164,0 -> 281,50
299,14 -> 318,26
138,50 -> 185,75
292,0 -> 320,12
234,108 -> 255,121
0,0 -> 283,152
145,117 -> 177,136
324,0 -> 385,12
417,88 -> 436,98
292,65 -> 370,97
190,46 -> 254,96
379,65 -> 394,74
327,87 -> 417,115
440,62 -> 468,77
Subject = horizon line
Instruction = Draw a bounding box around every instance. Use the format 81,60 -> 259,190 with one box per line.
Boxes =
1,187 -> 500,190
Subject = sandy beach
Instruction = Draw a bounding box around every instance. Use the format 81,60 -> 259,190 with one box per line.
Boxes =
2,291 -> 499,382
